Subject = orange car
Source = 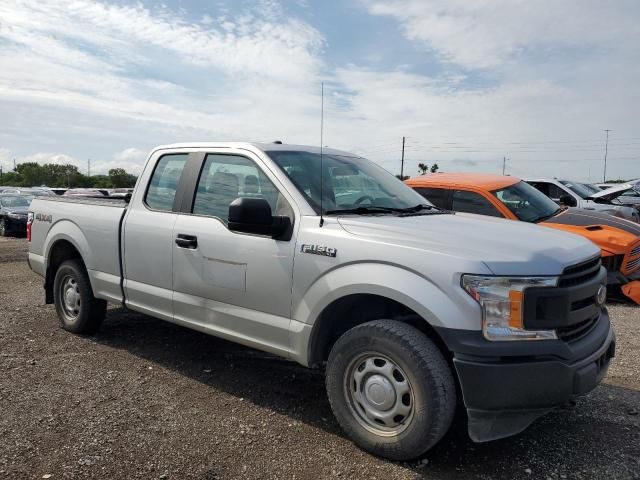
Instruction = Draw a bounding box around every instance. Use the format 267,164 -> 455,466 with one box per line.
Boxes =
406,173 -> 640,303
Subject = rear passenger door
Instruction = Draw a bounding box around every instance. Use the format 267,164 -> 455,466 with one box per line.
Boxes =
123,152 -> 189,321
171,151 -> 297,356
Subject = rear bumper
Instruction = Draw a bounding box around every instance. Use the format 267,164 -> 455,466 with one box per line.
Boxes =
3,217 -> 27,233
436,309 -> 615,442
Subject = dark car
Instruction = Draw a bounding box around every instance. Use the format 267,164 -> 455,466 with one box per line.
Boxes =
0,194 -> 32,237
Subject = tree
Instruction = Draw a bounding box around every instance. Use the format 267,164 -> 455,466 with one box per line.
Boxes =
418,163 -> 429,175
108,168 -> 137,188
430,163 -> 439,173
395,174 -> 410,180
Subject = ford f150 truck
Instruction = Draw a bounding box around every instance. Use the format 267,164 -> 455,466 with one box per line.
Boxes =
28,143 -> 615,460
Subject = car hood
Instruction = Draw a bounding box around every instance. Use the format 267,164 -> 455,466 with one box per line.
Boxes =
337,212 -> 599,276
589,181 -> 640,202
542,208 -> 640,236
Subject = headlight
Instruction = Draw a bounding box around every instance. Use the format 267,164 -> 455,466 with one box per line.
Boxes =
462,275 -> 558,341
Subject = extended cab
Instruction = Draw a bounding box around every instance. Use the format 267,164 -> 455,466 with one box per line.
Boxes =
406,173 -> 640,304
28,143 -> 615,460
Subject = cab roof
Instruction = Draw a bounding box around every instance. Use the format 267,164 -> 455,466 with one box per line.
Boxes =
152,142 -> 357,157
405,172 -> 520,191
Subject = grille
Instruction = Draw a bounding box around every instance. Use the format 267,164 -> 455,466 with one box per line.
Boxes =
626,257 -> 640,272
558,256 -> 601,287
632,244 -> 640,257
557,315 -> 599,342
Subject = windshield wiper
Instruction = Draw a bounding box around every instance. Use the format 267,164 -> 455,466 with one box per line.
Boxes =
325,204 -> 440,216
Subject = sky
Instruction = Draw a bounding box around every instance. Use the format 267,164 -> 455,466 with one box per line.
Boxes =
0,0 -> 639,181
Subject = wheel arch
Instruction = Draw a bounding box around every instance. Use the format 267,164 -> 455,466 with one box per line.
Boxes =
44,237 -> 88,304
306,293 -> 451,368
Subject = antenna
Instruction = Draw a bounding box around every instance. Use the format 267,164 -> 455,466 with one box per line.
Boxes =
319,81 -> 325,227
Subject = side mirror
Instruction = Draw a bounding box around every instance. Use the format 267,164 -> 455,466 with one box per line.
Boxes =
558,194 -> 577,207
228,197 -> 292,240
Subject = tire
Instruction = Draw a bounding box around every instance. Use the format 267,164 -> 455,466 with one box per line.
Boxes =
0,218 -> 7,237
53,259 -> 106,334
326,320 -> 456,460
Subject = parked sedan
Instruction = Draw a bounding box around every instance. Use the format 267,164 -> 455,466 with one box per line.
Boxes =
0,194 -> 32,237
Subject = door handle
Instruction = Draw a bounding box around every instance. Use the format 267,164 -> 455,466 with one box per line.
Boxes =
175,234 -> 198,249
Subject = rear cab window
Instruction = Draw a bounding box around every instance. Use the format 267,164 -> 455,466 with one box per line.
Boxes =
412,187 -> 451,209
145,154 -> 189,211
452,190 -> 503,217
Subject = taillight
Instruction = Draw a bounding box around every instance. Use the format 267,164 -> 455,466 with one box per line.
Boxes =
27,212 -> 34,241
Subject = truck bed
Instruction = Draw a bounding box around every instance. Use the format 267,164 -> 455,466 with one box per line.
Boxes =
28,196 -> 128,305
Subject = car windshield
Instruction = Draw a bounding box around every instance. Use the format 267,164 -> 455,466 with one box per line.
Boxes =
0,195 -> 32,207
493,181 -> 561,223
267,151 -> 434,215
559,180 -> 596,199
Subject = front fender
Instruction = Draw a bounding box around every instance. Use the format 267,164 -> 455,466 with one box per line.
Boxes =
292,262 -> 480,331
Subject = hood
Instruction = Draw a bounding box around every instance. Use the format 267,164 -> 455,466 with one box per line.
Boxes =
541,208 -> 640,254
589,181 -> 640,202
337,212 -> 600,276
542,208 -> 640,236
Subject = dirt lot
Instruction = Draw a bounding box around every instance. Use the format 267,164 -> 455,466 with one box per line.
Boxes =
0,236 -> 639,479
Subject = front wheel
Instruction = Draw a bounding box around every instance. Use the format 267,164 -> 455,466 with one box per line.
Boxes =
326,320 -> 456,460
53,259 -> 106,334
0,218 -> 7,237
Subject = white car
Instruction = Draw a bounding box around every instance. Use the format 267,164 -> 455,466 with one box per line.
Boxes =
526,178 -> 639,222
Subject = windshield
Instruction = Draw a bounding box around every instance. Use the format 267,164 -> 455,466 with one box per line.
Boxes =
0,195 -> 32,207
559,180 -> 596,199
493,181 -> 561,222
267,151 -> 432,214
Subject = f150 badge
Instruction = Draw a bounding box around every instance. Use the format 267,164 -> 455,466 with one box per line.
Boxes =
301,244 -> 337,258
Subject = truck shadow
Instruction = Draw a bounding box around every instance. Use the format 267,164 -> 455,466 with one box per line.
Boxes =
93,307 -> 640,478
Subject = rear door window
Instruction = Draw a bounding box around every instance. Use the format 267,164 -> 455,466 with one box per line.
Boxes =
452,190 -> 503,217
145,154 -> 189,211
413,187 -> 451,209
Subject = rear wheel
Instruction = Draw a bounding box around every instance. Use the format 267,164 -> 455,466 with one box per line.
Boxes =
326,320 -> 456,460
53,259 -> 106,334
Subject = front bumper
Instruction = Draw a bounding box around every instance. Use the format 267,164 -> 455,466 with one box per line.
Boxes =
436,309 -> 615,442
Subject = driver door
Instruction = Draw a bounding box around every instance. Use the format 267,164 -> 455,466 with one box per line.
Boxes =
171,152 -> 297,356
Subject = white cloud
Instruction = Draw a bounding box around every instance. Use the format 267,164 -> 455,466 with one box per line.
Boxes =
0,0 -> 638,184
360,0 -> 640,70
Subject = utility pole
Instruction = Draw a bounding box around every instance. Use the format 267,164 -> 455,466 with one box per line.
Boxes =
88,158 -> 91,177
502,157 -> 507,175
602,129 -> 611,182
0,165 -> 3,182
13,158 -> 16,171
400,137 -> 406,179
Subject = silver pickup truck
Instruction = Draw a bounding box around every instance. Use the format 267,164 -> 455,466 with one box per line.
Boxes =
28,142 -> 615,460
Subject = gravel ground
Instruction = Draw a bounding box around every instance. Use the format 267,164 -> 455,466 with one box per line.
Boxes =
0,236 -> 639,479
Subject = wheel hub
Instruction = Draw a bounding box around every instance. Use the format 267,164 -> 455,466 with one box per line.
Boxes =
364,374 -> 396,410
59,275 -> 80,320
345,354 -> 414,436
